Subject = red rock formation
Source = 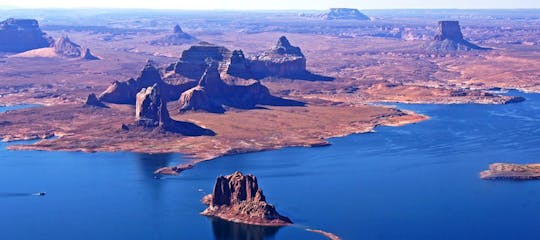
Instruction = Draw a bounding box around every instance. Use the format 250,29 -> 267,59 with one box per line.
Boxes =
84,93 -> 108,108
178,63 -> 303,113
135,84 -> 215,136
0,18 -> 53,52
53,36 -> 83,58
170,42 -> 231,79
99,60 -> 200,104
480,163 -> 540,180
427,21 -> 489,52
248,36 -> 309,78
225,50 -> 253,79
82,48 -> 100,60
135,84 -> 171,128
201,172 -> 292,226
151,24 -> 197,46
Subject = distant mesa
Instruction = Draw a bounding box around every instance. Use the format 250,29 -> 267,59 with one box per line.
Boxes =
151,24 -> 197,46
0,18 -> 53,52
135,84 -> 215,136
178,62 -> 304,113
480,163 -> 540,180
427,21 -> 490,52
99,61 -> 194,104
84,93 -> 108,108
320,8 -> 370,20
201,171 -> 292,226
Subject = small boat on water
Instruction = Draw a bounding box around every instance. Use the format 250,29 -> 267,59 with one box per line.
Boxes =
32,192 -> 46,196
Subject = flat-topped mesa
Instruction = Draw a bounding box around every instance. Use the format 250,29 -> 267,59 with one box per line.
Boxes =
427,21 -> 489,52
0,18 -> 53,52
178,63 -> 304,113
480,163 -> 540,180
169,42 -> 231,79
53,36 -> 82,58
201,171 -> 292,226
225,50 -> 253,79
249,36 -> 308,78
434,21 -> 463,41
151,24 -> 197,46
135,84 -> 215,136
99,61 -> 165,104
321,8 -> 370,20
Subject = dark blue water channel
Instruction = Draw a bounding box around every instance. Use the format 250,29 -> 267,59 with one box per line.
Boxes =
1,91 -> 540,239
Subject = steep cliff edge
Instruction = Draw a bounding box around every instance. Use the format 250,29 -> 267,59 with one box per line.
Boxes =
427,21 -> 489,52
0,18 -> 52,52
201,171 -> 292,226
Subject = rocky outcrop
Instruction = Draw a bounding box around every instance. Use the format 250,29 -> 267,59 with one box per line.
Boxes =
135,84 -> 171,128
170,42 -> 231,79
249,36 -> 308,79
0,18 -> 52,52
53,36 -> 83,58
427,21 -> 489,52
151,24 -> 197,46
320,8 -> 370,20
135,84 -> 215,136
82,48 -> 100,60
225,50 -> 253,79
201,171 -> 292,226
480,163 -> 540,180
178,63 -> 304,113
84,93 -> 108,108
99,61 -> 182,104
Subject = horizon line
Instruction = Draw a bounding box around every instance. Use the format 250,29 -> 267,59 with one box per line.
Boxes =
1,7 -> 540,11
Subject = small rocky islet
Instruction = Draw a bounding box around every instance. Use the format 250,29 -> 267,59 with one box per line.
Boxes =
480,163 -> 540,180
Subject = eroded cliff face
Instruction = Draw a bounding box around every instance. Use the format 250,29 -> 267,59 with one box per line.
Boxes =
135,84 -> 215,136
171,43 -> 231,79
225,50 -> 253,79
84,93 -> 108,108
99,61 -> 180,104
135,84 -> 171,128
249,36 -> 308,78
53,36 -> 83,58
201,171 -> 292,226
427,21 -> 489,52
0,18 -> 53,52
178,63 -> 304,113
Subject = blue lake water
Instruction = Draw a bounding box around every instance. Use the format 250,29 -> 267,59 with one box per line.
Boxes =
1,91 -> 540,239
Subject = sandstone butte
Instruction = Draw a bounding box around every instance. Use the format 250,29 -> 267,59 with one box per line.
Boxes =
201,172 -> 343,240
201,171 -> 292,226
426,20 -> 489,52
480,163 -> 540,180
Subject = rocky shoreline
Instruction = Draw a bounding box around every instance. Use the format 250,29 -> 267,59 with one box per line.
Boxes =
480,163 -> 540,180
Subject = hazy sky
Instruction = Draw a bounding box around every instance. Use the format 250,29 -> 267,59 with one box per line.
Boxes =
1,0 -> 539,9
